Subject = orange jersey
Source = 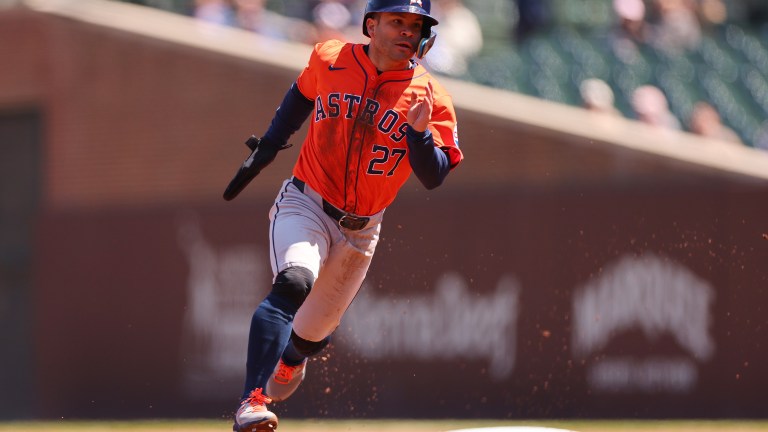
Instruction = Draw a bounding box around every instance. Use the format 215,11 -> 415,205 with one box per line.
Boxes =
293,40 -> 463,216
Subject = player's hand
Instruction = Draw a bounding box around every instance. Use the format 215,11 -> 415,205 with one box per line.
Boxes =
407,81 -> 434,133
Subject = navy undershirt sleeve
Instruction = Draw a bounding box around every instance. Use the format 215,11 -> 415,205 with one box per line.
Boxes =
262,82 -> 314,146
406,125 -> 450,190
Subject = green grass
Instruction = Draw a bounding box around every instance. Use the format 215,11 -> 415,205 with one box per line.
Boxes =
1,419 -> 768,432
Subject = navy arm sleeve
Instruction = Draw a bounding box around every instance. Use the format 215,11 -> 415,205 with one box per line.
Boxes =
262,82 -> 314,146
406,125 -> 450,190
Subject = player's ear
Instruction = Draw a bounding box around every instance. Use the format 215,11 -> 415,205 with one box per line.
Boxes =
366,15 -> 377,37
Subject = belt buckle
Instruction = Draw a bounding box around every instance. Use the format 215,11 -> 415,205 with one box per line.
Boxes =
338,214 -> 368,231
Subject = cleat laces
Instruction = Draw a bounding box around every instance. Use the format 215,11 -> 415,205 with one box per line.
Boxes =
274,363 -> 299,385
244,388 -> 272,408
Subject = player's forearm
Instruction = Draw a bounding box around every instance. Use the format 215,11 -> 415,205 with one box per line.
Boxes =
263,82 -> 314,146
406,125 -> 450,190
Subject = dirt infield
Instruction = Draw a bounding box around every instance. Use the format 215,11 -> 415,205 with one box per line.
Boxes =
2,420 -> 768,432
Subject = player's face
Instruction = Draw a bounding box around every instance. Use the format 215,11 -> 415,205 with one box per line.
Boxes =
367,12 -> 423,70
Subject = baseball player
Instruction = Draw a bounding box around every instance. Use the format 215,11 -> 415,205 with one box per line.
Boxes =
223,1 -> 463,430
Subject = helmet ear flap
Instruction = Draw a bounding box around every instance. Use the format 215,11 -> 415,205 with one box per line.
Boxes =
416,30 -> 436,59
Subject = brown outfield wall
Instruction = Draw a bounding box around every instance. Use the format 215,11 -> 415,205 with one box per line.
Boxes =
1,1 -> 768,421
33,180 -> 768,419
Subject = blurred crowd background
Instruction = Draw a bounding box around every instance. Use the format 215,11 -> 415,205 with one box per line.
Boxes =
121,0 -> 768,149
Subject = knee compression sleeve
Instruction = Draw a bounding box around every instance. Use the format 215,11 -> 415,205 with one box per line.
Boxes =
290,330 -> 330,358
271,266 -> 314,309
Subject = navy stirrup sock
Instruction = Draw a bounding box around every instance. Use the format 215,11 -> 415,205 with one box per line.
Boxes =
241,293 -> 297,398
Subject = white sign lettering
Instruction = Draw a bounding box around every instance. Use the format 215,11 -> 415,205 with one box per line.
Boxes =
340,272 -> 520,380
572,253 -> 715,392
177,216 -> 269,398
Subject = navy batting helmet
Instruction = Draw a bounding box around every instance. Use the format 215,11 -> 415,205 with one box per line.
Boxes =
362,0 -> 439,38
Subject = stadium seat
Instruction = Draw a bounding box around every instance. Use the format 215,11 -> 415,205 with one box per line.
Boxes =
447,3 -> 765,147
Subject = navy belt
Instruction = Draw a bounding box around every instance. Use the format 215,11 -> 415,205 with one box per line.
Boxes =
291,177 -> 370,231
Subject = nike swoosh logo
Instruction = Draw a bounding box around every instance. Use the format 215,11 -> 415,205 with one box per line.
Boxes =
328,64 -> 346,71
